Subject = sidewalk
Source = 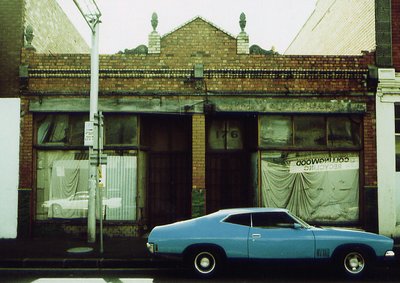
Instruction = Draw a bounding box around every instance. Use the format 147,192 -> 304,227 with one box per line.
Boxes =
0,236 -> 167,269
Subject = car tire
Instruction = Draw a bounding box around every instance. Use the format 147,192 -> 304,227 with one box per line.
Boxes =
338,249 -> 369,278
191,249 -> 221,278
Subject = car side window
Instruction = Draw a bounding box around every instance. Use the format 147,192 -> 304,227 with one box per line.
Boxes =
224,213 -> 251,227
252,212 -> 295,229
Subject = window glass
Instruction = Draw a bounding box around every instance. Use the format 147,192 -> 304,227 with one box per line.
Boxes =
70,114 -> 87,145
327,116 -> 361,147
37,114 -> 69,145
36,114 -> 87,146
396,105 -> 400,172
105,114 -> 137,145
260,116 -> 292,147
252,212 -> 294,229
294,116 -> 325,146
208,119 -> 243,150
36,150 -> 137,221
226,120 -> 243,149
396,136 -> 400,172
224,213 -> 251,226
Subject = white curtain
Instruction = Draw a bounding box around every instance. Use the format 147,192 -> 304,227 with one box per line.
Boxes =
47,156 -> 137,220
48,160 -> 89,218
261,154 -> 359,223
105,156 -> 137,220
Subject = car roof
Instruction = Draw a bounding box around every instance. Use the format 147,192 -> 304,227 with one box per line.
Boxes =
215,207 -> 289,217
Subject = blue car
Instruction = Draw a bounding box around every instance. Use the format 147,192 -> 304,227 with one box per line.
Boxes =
147,208 -> 395,278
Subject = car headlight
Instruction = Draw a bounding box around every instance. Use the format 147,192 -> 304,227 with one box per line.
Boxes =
146,242 -> 157,254
385,250 -> 395,257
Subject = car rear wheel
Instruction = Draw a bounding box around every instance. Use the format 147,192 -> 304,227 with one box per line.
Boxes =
191,249 -> 220,278
339,249 -> 368,277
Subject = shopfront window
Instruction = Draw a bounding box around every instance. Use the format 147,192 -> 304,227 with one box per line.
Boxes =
261,151 -> 359,223
35,113 -> 138,221
259,114 -> 362,224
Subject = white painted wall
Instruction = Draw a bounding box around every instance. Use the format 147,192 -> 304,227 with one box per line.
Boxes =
376,95 -> 396,237
0,99 -> 20,238
376,69 -> 400,238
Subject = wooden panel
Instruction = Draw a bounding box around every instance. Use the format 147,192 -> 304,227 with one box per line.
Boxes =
148,152 -> 191,227
206,153 -> 251,213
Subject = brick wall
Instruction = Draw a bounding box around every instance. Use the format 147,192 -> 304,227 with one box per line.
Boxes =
286,0 -> 376,55
23,51 -> 374,94
192,114 -> 206,190
24,0 -> 89,54
19,98 -> 33,189
376,0 -> 393,67
363,99 -> 377,186
0,0 -> 24,98
392,0 -> 400,69
0,0 -> 88,98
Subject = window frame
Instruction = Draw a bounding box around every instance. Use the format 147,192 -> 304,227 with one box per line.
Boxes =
395,105 -> 400,171
259,114 -> 362,151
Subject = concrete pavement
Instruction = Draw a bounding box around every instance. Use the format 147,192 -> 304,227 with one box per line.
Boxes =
0,236 -> 166,269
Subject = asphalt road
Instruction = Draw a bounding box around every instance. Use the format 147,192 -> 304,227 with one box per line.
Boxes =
0,264 -> 399,283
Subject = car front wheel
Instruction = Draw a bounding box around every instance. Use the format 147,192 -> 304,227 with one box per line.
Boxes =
340,250 -> 368,277
192,250 -> 220,278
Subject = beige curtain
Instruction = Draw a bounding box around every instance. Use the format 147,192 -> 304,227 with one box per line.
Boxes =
261,154 -> 359,223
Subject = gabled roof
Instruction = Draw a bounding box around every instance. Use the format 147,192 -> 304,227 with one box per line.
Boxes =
162,15 -> 236,39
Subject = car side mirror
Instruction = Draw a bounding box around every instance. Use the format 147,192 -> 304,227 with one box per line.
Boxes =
293,223 -> 302,229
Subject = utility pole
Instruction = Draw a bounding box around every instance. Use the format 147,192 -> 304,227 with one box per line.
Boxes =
73,0 -> 102,244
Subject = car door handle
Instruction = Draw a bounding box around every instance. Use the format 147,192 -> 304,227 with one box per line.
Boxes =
252,233 -> 261,239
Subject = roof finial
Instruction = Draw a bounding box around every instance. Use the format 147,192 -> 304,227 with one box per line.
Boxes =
239,12 -> 246,32
25,25 -> 35,49
151,12 -> 158,31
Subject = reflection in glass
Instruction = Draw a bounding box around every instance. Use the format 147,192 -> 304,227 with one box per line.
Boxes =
37,115 -> 68,144
260,116 -> 292,147
294,116 -> 325,146
105,114 -> 137,145
328,116 -> 361,147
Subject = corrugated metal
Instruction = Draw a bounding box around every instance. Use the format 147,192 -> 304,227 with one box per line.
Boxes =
105,156 -> 137,220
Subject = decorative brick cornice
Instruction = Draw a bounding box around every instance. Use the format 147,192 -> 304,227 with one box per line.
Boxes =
29,68 -> 367,80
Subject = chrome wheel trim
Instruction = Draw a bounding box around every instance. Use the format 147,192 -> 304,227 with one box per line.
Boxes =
343,252 -> 365,274
194,251 -> 216,274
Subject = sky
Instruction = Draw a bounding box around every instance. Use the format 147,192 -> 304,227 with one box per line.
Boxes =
57,0 -> 317,54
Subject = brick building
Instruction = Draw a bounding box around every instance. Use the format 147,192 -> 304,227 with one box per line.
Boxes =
0,0 -> 88,98
0,0 -> 89,237
16,8 -> 379,238
285,0 -> 376,55
284,0 -> 400,238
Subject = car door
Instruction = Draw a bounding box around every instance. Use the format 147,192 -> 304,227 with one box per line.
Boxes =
248,212 -> 315,259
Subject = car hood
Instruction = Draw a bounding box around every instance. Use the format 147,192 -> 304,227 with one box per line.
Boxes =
312,226 -> 394,245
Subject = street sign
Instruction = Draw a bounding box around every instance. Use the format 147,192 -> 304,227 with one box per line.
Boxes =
84,121 -> 94,146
